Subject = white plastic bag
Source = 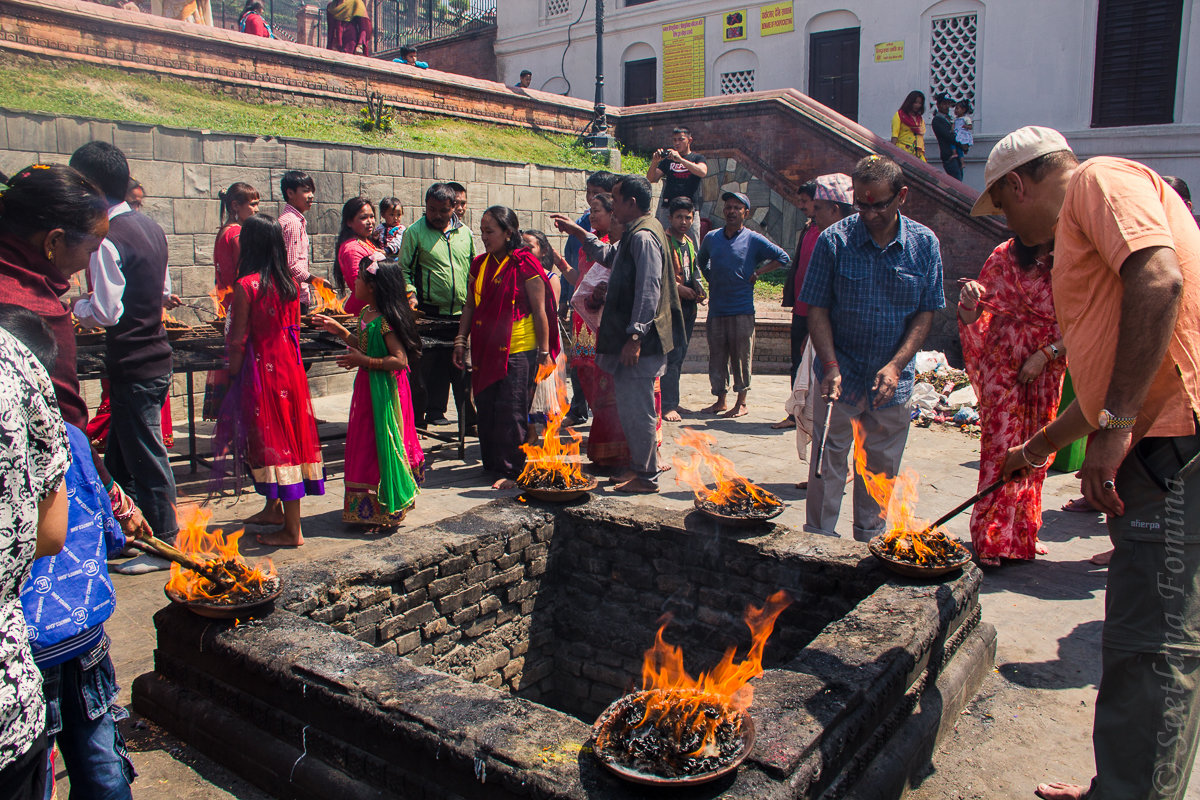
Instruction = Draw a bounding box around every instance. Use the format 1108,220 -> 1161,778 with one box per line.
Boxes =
910,382 -> 940,412
569,264 -> 611,335
914,350 -> 948,374
945,384 -> 978,408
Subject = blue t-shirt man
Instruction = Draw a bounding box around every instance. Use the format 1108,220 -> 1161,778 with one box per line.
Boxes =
696,197 -> 790,318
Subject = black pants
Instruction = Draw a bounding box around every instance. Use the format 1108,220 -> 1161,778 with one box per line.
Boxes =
475,351 -> 537,478
0,735 -> 48,800
789,314 -> 809,392
416,350 -> 471,425
106,373 -> 178,539
662,302 -> 698,412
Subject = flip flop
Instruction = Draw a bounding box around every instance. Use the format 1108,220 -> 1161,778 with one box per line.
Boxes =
1061,497 -> 1096,512
614,477 -> 659,494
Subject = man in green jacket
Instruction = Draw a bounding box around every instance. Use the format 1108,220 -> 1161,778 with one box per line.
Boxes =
400,182 -> 477,427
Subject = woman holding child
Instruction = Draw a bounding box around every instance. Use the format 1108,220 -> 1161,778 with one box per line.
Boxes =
452,206 -> 558,488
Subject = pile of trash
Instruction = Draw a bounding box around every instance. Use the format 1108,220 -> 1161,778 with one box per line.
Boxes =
911,351 -> 980,436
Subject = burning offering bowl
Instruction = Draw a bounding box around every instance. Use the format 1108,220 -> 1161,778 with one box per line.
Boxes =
868,532 -> 972,578
166,574 -> 282,619
518,474 -> 598,503
694,493 -> 785,527
591,688 -> 756,786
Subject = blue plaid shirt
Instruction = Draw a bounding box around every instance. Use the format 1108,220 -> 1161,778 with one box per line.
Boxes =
799,213 -> 945,408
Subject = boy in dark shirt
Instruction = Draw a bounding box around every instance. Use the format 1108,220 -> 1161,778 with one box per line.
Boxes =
661,197 -> 707,422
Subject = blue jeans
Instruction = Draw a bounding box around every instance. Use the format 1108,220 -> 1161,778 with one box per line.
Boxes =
40,635 -> 135,800
661,302 -> 697,413
105,373 -> 177,539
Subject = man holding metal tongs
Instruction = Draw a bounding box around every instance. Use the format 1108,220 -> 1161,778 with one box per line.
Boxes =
979,127 -> 1200,800
800,154 -> 945,542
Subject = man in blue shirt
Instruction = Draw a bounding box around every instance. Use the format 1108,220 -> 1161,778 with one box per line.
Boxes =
697,191 -> 790,418
800,155 -> 945,540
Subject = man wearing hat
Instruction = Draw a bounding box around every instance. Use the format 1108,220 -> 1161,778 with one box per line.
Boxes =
801,154 -> 944,540
931,93 -> 960,180
696,191 -> 790,418
983,127 -> 1200,800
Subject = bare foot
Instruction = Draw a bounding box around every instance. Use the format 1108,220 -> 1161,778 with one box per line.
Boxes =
608,470 -> 636,485
663,409 -> 683,422
492,477 -> 517,490
795,481 -> 807,490
700,400 -> 727,414
722,404 -> 748,419
1061,497 -> 1096,513
1035,783 -> 1090,800
244,510 -> 285,526
979,556 -> 1001,567
1036,542 -> 1049,555
256,530 -> 303,547
771,416 -> 795,430
1090,549 -> 1113,566
614,477 -> 658,494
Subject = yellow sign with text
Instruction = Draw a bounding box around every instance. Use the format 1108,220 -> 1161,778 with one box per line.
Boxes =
759,2 -> 794,36
662,17 -> 706,101
874,40 -> 905,62
723,9 -> 748,41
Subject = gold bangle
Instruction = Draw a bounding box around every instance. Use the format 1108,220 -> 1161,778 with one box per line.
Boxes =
1040,426 -> 1060,452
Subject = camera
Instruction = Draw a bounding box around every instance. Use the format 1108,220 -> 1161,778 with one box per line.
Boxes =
655,147 -> 672,158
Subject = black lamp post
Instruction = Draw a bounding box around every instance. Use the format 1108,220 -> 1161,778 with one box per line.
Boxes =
585,0 -> 615,149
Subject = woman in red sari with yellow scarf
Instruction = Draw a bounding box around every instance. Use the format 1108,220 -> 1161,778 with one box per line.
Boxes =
959,238 -> 1067,565
453,206 -> 559,489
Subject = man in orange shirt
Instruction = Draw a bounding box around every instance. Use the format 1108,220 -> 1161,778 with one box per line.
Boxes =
977,127 -> 1200,800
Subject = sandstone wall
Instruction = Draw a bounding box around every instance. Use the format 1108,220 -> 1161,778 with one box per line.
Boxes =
0,108 -> 590,412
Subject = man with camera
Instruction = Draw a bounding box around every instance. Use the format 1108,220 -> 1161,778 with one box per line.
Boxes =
647,127 -> 708,246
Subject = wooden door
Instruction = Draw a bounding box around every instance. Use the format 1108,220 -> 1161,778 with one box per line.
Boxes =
809,27 -> 860,121
624,58 -> 657,106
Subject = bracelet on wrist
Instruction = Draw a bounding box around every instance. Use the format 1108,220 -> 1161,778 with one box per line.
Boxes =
823,360 -> 839,370
1021,442 -> 1050,470
958,301 -> 977,312
1040,426 -> 1060,453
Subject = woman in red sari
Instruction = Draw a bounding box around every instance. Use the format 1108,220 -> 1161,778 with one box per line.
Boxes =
452,206 -> 558,488
959,238 -> 1066,565
204,181 -> 259,420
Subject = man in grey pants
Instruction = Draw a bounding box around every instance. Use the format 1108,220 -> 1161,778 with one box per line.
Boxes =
551,175 -> 682,494
800,155 -> 944,540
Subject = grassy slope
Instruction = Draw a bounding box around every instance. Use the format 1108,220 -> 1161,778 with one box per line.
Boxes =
0,61 -> 650,173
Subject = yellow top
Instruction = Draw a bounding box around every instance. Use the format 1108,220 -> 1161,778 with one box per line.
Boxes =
472,254 -> 536,353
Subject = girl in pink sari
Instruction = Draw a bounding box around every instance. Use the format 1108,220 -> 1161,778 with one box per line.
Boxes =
959,238 -> 1067,565
315,255 -> 423,530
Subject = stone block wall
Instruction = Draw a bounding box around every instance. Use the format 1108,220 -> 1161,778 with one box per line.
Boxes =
0,108 -> 590,411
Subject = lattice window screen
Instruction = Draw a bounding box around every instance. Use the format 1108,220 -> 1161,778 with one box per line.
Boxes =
930,14 -> 977,108
721,70 -> 755,94
545,0 -> 570,16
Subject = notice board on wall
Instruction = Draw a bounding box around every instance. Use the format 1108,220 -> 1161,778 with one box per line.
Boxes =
662,17 -> 706,101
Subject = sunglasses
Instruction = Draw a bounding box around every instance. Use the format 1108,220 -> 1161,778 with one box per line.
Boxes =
853,192 -> 900,213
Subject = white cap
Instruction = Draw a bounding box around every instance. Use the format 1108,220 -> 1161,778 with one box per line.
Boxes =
970,126 -> 1073,216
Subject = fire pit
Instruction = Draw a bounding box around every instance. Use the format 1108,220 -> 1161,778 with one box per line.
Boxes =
674,428 -> 785,525
162,509 -> 280,619
517,363 -> 596,502
134,498 -> 995,800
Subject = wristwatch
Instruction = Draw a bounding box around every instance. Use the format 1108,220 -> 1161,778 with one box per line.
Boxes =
629,332 -> 642,343
1097,409 -> 1136,430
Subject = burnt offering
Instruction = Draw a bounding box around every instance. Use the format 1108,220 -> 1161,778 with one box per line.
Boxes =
518,362 -> 595,499
674,429 -> 785,520
592,689 -> 753,783
164,509 -> 278,613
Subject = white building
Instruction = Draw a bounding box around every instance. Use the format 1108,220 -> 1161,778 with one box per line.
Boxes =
494,0 -> 1200,186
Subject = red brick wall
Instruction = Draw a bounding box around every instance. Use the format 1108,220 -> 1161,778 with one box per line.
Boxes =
380,25 -> 497,83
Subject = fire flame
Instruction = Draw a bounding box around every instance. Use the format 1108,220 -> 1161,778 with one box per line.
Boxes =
208,285 -> 233,318
850,420 -> 958,565
164,507 -> 276,603
310,277 -> 346,315
672,428 -> 782,510
162,308 -> 181,325
517,362 -> 588,488
638,591 -> 791,754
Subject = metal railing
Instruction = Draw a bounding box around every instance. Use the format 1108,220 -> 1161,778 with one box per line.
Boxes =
215,0 -> 495,51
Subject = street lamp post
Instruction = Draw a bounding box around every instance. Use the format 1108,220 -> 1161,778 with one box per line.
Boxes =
585,0 -> 616,150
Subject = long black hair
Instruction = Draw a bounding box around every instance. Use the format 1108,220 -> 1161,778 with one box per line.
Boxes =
0,303 -> 58,372
0,163 -> 108,242
334,196 -> 375,293
361,256 -> 421,358
237,213 -> 297,302
522,228 -> 556,273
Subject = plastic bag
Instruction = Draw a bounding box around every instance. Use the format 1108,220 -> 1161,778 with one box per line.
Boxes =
910,382 -> 940,412
953,406 -> 980,425
570,264 -> 611,335
946,385 -> 978,408
914,351 -> 948,374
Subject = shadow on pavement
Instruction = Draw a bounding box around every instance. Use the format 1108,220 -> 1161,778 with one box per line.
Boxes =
999,619 -> 1104,690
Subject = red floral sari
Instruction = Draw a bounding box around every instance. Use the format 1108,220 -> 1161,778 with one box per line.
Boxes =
960,240 -> 1066,561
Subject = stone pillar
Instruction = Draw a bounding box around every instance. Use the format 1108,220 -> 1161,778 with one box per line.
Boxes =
297,4 -> 320,46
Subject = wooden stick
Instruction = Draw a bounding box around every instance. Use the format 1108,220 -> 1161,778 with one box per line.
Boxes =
129,536 -> 235,591
917,479 -> 1005,536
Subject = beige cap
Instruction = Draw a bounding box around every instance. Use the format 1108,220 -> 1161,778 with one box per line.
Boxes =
970,126 -> 1073,216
